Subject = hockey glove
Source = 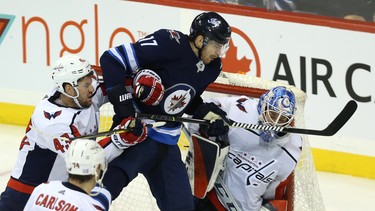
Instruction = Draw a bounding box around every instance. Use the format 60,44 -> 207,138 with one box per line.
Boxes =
193,102 -> 229,137
107,84 -> 136,128
110,116 -> 148,150
133,69 -> 165,106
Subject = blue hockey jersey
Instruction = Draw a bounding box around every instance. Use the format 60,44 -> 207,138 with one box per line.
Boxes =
100,29 -> 223,144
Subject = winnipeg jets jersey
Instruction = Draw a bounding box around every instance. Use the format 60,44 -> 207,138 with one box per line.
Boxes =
207,96 -> 302,211
8,87 -> 108,195
100,29 -> 223,145
24,181 -> 103,211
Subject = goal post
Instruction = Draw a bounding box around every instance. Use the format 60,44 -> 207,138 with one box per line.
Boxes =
95,68 -> 325,211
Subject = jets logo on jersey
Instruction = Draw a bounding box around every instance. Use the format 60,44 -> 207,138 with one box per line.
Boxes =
43,110 -> 62,120
168,30 -> 180,44
162,84 -> 196,115
236,98 -> 248,113
168,92 -> 188,112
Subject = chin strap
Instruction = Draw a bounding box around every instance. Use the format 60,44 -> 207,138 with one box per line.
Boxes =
73,98 -> 84,109
60,87 -> 84,108
193,39 -> 206,61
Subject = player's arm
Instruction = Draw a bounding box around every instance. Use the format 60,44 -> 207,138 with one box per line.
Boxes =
186,97 -> 229,137
262,136 -> 302,211
100,51 -> 131,90
100,29 -> 171,91
261,159 -> 298,211
260,173 -> 294,211
98,84 -> 148,159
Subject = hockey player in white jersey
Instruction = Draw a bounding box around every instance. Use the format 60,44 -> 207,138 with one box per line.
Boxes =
191,86 -> 302,211
0,55 -> 146,211
24,139 -> 108,210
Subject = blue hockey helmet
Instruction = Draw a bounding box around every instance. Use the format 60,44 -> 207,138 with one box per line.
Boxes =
189,12 -> 231,45
257,86 -> 296,127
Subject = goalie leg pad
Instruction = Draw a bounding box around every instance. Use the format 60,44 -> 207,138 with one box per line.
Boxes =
185,133 -> 229,199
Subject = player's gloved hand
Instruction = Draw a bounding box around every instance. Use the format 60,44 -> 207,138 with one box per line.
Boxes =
193,102 -> 229,136
110,116 -> 148,149
133,69 -> 165,106
107,84 -> 136,128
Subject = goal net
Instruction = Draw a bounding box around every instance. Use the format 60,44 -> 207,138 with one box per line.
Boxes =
98,71 -> 325,211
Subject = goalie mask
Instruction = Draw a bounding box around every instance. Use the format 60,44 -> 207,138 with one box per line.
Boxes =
189,12 -> 231,58
66,139 -> 107,186
257,86 -> 296,142
51,54 -> 97,99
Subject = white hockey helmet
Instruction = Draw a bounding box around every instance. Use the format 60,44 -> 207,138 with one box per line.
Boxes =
66,139 -> 107,185
51,54 -> 95,99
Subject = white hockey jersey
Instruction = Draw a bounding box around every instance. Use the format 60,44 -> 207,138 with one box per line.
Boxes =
205,96 -> 302,211
24,181 -> 103,210
8,87 -> 110,194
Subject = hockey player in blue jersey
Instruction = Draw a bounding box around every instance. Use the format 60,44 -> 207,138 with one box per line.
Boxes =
99,12 -> 232,210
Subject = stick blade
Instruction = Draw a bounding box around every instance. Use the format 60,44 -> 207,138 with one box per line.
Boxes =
286,100 -> 357,136
321,100 -> 358,136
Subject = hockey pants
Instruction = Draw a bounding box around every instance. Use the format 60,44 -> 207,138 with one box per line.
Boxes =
103,138 -> 194,211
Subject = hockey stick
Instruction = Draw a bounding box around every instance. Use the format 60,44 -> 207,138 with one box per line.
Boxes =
137,100 -> 357,136
70,121 -> 166,140
31,122 -> 166,141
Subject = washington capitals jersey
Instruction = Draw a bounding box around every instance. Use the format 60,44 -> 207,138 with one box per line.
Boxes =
8,87 -> 108,195
194,96 -> 302,211
24,181 -> 103,210
100,29 -> 223,144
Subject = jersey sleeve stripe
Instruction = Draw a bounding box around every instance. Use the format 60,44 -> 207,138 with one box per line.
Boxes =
123,43 -> 139,72
7,177 -> 36,194
98,136 -> 112,148
281,146 -> 298,163
108,47 -> 126,69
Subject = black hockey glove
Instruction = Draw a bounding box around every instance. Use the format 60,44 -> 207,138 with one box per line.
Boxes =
107,84 -> 135,129
193,102 -> 229,137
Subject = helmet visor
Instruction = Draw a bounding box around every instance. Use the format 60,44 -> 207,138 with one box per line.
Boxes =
209,40 -> 230,58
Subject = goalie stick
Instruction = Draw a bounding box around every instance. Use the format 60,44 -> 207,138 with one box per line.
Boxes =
136,100 -> 357,136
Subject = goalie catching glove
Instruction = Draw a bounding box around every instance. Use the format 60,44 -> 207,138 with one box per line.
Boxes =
193,102 -> 229,137
133,69 -> 165,106
111,116 -> 148,149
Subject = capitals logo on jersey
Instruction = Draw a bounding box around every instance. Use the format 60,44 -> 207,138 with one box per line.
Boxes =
162,84 -> 196,115
236,98 -> 248,113
227,152 -> 277,187
43,110 -> 62,120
